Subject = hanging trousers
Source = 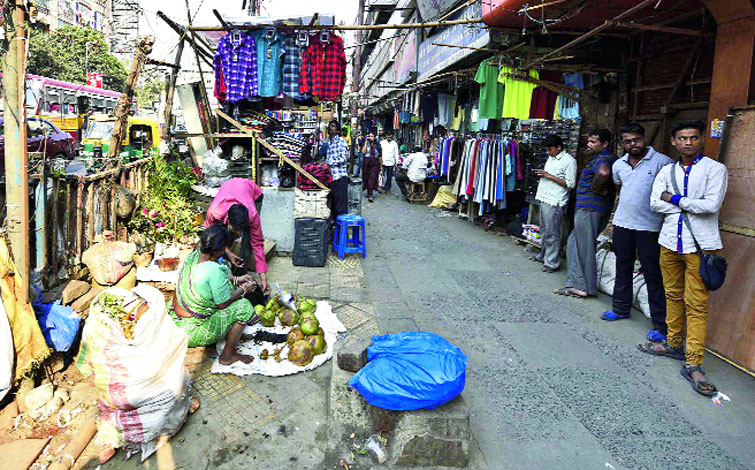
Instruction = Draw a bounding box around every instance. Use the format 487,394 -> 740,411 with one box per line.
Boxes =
611,226 -> 667,335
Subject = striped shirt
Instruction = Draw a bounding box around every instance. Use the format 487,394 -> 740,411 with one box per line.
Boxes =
575,150 -> 618,213
326,136 -> 349,180
282,35 -> 308,101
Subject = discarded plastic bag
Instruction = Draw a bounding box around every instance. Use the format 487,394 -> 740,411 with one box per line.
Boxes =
32,289 -> 81,352
76,285 -> 191,461
349,332 -> 467,411
202,147 -> 230,188
82,240 -> 136,286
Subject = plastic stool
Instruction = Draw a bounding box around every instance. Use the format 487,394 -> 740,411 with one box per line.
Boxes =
332,214 -> 366,259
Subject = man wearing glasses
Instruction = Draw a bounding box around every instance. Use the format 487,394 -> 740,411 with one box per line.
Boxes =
601,123 -> 673,345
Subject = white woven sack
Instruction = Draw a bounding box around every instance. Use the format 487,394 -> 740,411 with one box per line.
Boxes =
294,188 -> 331,219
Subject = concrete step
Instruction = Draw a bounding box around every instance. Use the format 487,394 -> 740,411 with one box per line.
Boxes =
327,341 -> 486,469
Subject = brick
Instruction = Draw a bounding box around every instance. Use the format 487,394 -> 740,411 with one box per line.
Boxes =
71,287 -> 104,314
336,338 -> 370,372
61,280 -> 91,306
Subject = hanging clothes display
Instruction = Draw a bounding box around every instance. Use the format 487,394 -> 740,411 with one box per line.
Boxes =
474,61 -> 504,120
214,31 -> 259,102
420,92 -> 438,124
437,93 -> 456,127
529,71 -> 560,120
497,66 -> 539,121
559,72 -> 583,119
299,32 -> 347,102
281,34 -> 310,102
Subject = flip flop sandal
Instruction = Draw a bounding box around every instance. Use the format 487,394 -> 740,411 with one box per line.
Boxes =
528,255 -> 540,262
553,288 -> 585,298
601,310 -> 631,321
646,329 -> 667,342
680,365 -> 718,396
638,341 -> 685,360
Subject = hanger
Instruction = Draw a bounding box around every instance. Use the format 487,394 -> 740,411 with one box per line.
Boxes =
265,28 -> 276,40
231,29 -> 242,43
297,31 -> 309,47
319,30 -> 330,44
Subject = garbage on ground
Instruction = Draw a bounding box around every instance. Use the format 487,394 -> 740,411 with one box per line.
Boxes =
76,285 -> 192,461
365,434 -> 388,464
711,391 -> 731,406
32,289 -> 81,352
349,332 -> 468,410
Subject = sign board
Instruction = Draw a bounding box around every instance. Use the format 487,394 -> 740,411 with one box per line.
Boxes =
417,0 -> 460,21
393,29 -> 418,84
417,2 -> 489,82
86,72 -> 102,88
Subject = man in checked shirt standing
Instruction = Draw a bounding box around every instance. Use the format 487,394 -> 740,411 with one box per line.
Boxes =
326,120 -> 350,222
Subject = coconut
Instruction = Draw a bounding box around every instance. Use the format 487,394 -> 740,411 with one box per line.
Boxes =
288,340 -> 314,366
315,327 -> 325,336
254,304 -> 265,315
297,298 -> 317,314
299,310 -> 317,323
306,335 -> 327,355
287,327 -> 305,346
260,309 -> 276,327
260,350 -> 269,360
278,308 -> 299,327
300,316 -> 319,336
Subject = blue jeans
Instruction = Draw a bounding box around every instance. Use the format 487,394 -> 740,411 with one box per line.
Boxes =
354,152 -> 365,176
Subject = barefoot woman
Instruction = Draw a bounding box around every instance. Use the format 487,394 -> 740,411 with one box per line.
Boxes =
170,225 -> 258,365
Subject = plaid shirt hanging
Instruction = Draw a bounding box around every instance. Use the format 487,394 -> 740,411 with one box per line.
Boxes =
214,31 -> 259,102
299,34 -> 347,102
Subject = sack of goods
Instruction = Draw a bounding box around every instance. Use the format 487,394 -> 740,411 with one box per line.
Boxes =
76,285 -> 191,461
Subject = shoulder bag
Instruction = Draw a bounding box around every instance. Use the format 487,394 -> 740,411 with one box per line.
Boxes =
670,169 -> 727,290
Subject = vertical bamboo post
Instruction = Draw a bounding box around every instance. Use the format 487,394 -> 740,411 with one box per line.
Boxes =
87,183 -> 95,248
98,182 -> 107,238
50,177 -> 60,276
110,184 -> 117,237
75,179 -> 85,260
63,182 -> 71,254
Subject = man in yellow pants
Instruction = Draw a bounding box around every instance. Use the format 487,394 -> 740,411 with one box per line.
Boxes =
639,119 -> 728,396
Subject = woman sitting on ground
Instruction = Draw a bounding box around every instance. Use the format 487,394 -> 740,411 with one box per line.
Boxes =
170,225 -> 259,365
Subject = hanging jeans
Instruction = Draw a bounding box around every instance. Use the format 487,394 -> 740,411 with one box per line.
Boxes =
536,202 -> 564,270
611,226 -> 667,334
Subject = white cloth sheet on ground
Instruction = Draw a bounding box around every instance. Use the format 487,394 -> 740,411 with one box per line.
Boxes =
210,301 -> 346,377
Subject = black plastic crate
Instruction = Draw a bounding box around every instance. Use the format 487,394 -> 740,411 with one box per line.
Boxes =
348,177 -> 362,215
293,218 -> 330,267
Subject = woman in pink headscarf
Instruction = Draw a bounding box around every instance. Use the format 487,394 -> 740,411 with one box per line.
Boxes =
205,178 -> 268,292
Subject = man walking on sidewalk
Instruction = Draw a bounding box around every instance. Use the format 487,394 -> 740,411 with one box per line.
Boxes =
601,123 -> 672,344
532,134 -> 577,273
380,131 -> 399,194
555,129 -> 617,297
640,120 -> 728,396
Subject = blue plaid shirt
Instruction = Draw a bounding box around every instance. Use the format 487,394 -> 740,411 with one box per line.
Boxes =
214,32 -> 258,102
326,136 -> 349,180
282,35 -> 309,101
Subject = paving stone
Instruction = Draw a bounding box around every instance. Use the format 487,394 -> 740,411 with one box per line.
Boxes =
375,317 -> 418,335
336,338 -> 370,372
333,304 -> 371,330
371,301 -> 410,319
348,318 -> 380,341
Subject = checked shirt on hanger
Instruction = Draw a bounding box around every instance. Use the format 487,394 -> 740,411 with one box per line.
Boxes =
214,31 -> 259,102
299,34 -> 347,102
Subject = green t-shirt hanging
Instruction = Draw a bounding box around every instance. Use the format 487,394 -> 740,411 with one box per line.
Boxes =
497,66 -> 539,120
474,62 -> 504,120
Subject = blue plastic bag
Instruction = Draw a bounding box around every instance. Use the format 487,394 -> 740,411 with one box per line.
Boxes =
33,291 -> 81,352
348,332 -> 468,411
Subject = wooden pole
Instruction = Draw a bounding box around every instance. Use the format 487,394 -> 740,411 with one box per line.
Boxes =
87,183 -> 95,248
48,414 -> 97,470
164,35 -> 186,139
183,0 -> 215,150
188,17 -> 484,32
522,0 -> 658,70
615,21 -> 706,36
75,179 -> 84,260
50,178 -> 60,276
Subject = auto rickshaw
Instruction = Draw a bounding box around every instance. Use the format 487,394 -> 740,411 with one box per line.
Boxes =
80,114 -> 161,171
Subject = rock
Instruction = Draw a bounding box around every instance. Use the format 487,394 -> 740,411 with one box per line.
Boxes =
336,338 -> 370,372
53,389 -> 70,403
24,384 -> 53,411
70,381 -> 98,404
62,280 -> 91,306
0,401 -> 18,431
71,287 -> 105,314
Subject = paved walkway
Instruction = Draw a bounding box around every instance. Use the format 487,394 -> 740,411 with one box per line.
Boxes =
360,192 -> 755,470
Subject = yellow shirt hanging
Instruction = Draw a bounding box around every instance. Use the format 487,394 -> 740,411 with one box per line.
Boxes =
497,66 -> 539,121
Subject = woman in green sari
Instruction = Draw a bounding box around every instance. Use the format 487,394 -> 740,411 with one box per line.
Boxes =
170,225 -> 259,365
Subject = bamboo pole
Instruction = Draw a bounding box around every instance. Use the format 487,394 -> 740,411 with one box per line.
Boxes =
188,17 -> 483,32
522,0 -> 658,70
87,183 -> 95,250
110,185 -> 117,236
48,414 -> 97,470
50,177 -> 60,276
63,183 -> 71,254
84,157 -> 152,182
75,179 -> 85,260
99,183 -> 107,239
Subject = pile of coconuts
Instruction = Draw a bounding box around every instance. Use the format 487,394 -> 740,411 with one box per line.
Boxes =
254,294 -> 327,367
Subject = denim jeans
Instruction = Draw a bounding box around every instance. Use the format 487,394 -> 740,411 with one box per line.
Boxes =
354,152 -> 365,176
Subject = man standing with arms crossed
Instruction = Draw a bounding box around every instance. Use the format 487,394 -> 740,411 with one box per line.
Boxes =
380,131 -> 400,194
640,120 -> 728,396
555,129 -> 617,297
601,123 -> 672,345
532,134 -> 577,273
326,120 -> 350,222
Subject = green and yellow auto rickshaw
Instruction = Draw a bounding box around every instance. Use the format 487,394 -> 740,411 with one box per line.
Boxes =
80,115 -> 161,171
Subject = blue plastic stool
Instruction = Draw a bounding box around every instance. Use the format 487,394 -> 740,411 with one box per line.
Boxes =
333,214 -> 366,259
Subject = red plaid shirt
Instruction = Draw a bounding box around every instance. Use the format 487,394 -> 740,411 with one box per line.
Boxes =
297,163 -> 333,190
299,34 -> 346,102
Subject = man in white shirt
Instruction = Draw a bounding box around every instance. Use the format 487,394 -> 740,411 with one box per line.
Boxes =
396,146 -> 429,200
640,119 -> 728,397
533,134 -> 577,273
379,131 -> 400,194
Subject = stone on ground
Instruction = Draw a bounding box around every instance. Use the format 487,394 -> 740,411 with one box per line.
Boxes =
61,280 -> 91,305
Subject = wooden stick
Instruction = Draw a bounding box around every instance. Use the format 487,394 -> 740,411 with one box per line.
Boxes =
522,0 -> 658,69
188,17 -> 483,32
50,177 -> 60,276
87,183 -> 95,251
215,109 -> 329,191
110,185 -> 117,236
48,414 -> 97,470
519,0 -> 569,13
498,71 -> 582,102
615,21 -> 705,36
84,157 -> 152,182
75,179 -> 84,260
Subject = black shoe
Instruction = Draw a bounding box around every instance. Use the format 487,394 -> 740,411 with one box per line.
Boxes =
368,198 -> 374,203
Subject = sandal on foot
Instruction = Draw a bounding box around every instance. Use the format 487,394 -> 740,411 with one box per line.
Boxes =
601,310 -> 630,321
553,288 -> 585,298
638,341 -> 685,360
528,255 -> 540,262
542,266 -> 557,273
646,329 -> 667,342
680,364 -> 718,396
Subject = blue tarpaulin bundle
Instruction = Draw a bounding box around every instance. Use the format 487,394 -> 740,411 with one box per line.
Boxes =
32,288 -> 81,352
348,332 -> 468,410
